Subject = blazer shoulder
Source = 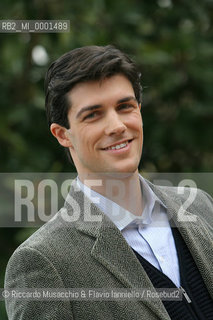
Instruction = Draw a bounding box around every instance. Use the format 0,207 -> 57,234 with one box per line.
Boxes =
155,183 -> 213,226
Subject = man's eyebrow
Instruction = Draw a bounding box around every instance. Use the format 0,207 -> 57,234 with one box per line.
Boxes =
117,96 -> 137,104
76,96 -> 137,119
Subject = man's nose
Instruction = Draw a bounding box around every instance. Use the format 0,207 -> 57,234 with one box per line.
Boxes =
104,111 -> 127,136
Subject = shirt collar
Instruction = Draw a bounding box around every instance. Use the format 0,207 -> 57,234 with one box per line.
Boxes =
76,174 -> 166,231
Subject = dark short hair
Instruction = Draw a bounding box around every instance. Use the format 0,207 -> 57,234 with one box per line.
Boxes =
45,45 -> 142,164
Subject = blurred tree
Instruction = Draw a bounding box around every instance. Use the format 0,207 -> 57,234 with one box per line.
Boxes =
1,0 -> 213,318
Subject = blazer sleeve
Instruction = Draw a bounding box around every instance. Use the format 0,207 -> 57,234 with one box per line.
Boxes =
4,246 -> 73,320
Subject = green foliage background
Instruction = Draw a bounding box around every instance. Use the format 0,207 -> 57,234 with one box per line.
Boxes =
0,0 -> 213,318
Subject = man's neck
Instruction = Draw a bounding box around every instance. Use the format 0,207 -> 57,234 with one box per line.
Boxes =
78,170 -> 143,216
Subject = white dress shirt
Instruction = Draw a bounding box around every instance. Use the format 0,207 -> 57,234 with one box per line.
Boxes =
77,175 -> 180,287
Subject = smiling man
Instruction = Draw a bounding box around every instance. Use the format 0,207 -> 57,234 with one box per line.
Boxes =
5,45 -> 213,320
51,71 -> 144,215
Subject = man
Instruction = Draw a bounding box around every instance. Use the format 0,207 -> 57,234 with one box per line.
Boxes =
5,45 -> 213,319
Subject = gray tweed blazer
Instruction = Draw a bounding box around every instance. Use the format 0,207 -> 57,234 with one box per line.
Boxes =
4,180 -> 213,320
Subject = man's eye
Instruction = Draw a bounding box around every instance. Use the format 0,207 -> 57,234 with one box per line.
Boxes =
84,112 -> 98,120
118,103 -> 134,110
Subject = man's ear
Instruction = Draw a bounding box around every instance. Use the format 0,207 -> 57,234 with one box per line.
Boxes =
50,123 -> 73,148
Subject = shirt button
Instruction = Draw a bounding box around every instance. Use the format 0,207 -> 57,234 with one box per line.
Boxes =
134,219 -> 141,225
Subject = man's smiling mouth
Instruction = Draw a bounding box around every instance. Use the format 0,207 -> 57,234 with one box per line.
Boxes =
102,139 -> 133,151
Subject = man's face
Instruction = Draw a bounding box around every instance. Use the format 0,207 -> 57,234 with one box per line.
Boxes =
67,74 -> 143,176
